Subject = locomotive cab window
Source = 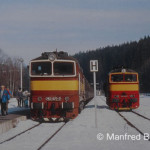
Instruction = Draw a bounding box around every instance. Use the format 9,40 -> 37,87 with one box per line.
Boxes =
54,62 -> 74,75
111,74 -> 123,82
125,74 -> 137,82
31,62 -> 52,76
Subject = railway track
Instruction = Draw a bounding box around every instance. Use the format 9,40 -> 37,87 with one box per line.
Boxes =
131,111 -> 150,121
100,96 -> 150,141
36,97 -> 92,149
0,121 -> 67,149
37,122 -> 67,150
116,111 -> 150,141
0,122 -> 41,144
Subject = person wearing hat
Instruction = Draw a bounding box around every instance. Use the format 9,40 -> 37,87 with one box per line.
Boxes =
0,85 -> 10,116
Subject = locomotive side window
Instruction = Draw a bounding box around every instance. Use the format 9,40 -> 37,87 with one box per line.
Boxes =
31,62 -> 52,75
125,74 -> 137,82
111,74 -> 123,82
54,62 -> 74,75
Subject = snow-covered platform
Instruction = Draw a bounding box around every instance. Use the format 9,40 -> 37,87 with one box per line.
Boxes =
0,98 -> 29,134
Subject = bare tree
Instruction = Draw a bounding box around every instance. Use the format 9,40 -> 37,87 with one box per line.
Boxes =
0,49 -> 28,95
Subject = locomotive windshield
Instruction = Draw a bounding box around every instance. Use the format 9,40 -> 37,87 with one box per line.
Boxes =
31,62 -> 52,75
54,62 -> 74,75
125,74 -> 137,82
111,74 -> 123,82
111,74 -> 137,82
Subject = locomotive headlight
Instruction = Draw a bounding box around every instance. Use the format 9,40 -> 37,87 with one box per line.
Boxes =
114,95 -> 119,98
130,95 -> 135,98
48,53 -> 56,61
37,97 -> 42,101
65,97 -> 70,101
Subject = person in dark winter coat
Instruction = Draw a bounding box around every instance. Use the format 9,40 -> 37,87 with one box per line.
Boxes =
0,85 -> 10,116
17,88 -> 23,107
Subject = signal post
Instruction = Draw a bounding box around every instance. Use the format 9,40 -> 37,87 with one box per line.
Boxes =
90,60 -> 98,128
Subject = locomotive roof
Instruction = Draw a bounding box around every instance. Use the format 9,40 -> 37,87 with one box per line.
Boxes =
31,51 -> 78,62
31,51 -> 84,74
110,68 -> 137,73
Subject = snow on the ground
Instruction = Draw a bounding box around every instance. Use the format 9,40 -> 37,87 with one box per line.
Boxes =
0,122 -> 64,150
120,111 -> 150,134
134,94 -> 150,119
0,120 -> 39,142
42,96 -> 150,150
0,95 -> 150,150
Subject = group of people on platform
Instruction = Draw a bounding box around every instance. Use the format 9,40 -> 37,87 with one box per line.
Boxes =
0,85 -> 30,116
17,88 -> 30,107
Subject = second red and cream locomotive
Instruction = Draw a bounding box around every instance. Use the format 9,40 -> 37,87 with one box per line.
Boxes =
106,68 -> 139,110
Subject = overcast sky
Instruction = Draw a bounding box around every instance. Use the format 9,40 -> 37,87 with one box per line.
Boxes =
0,0 -> 150,64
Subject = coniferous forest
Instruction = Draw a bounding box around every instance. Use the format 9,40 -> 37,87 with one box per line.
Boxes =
74,36 -> 150,93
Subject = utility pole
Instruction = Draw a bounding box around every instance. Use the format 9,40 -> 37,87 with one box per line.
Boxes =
18,58 -> 24,90
10,70 -> 12,91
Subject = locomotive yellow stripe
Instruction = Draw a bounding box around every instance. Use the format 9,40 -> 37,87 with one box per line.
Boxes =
31,80 -> 79,91
110,84 -> 139,91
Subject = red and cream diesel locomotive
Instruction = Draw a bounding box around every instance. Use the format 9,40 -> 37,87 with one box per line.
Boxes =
106,68 -> 139,110
29,51 -> 93,121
